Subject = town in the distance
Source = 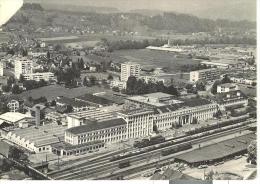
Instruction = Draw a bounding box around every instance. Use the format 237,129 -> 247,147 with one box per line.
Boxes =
0,0 -> 257,181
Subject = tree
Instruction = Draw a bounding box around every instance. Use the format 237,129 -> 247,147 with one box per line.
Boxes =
247,140 -> 257,165
107,74 -> 113,81
11,84 -> 22,94
221,74 -> 232,84
2,85 -> 11,92
83,77 -> 88,86
19,74 -> 25,83
47,51 -> 50,60
211,80 -> 222,94
8,146 -> 23,160
89,76 -> 97,86
112,87 -> 120,92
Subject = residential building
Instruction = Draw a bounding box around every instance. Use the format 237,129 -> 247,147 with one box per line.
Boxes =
217,83 -> 239,93
23,72 -> 55,82
0,61 -> 6,76
14,58 -> 33,79
190,68 -> 220,82
121,62 -> 141,82
230,77 -> 256,86
56,96 -> 92,112
110,80 -> 127,90
7,100 -> 20,112
213,90 -> 248,111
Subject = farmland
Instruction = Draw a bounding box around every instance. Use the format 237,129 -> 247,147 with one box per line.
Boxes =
110,49 -> 200,72
17,84 -> 111,101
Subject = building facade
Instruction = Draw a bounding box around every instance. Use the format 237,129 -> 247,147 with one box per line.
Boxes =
190,68 -> 220,82
7,100 -> 20,112
117,109 -> 154,139
23,72 -> 55,82
217,83 -> 239,93
65,118 -> 127,145
121,62 -> 141,82
14,58 -> 33,79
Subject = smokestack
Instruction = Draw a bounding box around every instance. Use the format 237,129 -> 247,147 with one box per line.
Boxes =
35,106 -> 41,127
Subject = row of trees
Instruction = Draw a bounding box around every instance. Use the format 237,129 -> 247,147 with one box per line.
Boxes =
125,76 -> 179,96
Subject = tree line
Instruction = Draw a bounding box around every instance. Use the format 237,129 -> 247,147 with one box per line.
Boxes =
124,76 -> 179,96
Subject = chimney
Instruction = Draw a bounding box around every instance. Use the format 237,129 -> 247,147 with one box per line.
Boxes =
35,106 -> 41,127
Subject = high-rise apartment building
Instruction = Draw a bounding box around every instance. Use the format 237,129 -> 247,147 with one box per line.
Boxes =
14,58 -> 33,79
120,62 -> 141,82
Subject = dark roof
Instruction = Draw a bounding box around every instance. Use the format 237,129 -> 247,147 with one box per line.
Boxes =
56,96 -> 89,108
175,133 -> 255,164
76,94 -> 114,106
213,90 -> 247,104
66,118 -> 126,135
154,98 -> 212,114
151,169 -> 197,180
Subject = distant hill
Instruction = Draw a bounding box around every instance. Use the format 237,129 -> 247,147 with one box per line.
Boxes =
41,3 -> 119,14
129,9 -> 164,16
7,3 -> 256,35
21,3 -> 44,11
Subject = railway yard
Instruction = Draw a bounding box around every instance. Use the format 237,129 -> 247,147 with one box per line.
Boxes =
46,116 -> 256,180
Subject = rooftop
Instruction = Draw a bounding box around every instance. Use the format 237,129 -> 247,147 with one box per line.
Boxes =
9,124 -> 67,147
66,118 -> 126,135
143,92 -> 173,99
56,96 -> 90,108
0,112 -> 32,124
218,83 -> 237,88
213,90 -> 247,104
154,98 -> 213,114
76,94 -> 114,106
175,133 -> 255,164
119,108 -> 154,116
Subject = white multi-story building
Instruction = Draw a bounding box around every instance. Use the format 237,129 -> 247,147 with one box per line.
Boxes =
0,61 -> 6,76
217,83 -> 239,93
23,72 -> 55,82
190,68 -> 220,82
213,90 -> 248,111
121,62 -> 141,82
117,109 -> 154,139
14,58 -> 33,79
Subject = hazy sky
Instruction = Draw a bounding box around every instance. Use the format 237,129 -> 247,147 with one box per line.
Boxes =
26,0 -> 256,21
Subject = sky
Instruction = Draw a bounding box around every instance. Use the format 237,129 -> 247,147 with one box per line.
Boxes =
26,0 -> 256,21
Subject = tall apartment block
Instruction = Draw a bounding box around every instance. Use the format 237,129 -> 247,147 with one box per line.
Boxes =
14,58 -> 33,79
121,62 -> 141,82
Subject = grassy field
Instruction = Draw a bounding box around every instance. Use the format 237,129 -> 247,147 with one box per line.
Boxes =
18,84 -> 112,101
110,49 -> 200,73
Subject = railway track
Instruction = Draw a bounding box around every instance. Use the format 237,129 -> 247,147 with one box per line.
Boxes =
48,120 -> 255,180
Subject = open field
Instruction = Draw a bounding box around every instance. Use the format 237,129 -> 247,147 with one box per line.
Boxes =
110,49 -> 200,72
17,85 -> 112,101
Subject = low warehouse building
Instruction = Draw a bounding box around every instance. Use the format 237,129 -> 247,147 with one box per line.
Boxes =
4,124 -> 67,153
174,133 -> 256,167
